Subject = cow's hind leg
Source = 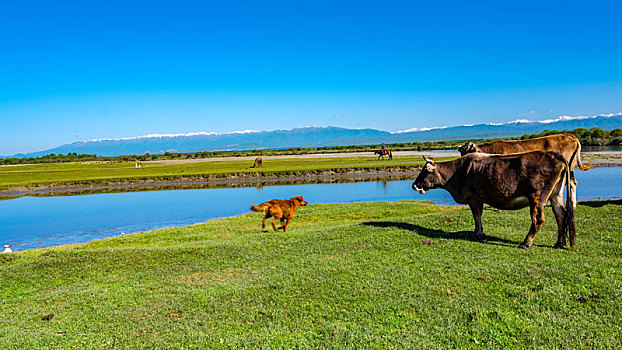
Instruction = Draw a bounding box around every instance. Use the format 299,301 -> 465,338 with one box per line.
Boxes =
519,197 -> 546,249
468,202 -> 484,238
551,189 -> 566,248
519,164 -> 565,249
569,175 -> 578,210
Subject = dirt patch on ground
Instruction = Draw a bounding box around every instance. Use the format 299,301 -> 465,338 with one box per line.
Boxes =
129,150 -> 622,167
582,152 -> 622,168
157,150 -> 457,164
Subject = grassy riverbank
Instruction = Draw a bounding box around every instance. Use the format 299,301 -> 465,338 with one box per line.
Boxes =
0,154 -> 450,191
1,200 -> 621,348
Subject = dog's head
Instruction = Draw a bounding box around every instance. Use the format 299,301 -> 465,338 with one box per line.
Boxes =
291,196 -> 308,206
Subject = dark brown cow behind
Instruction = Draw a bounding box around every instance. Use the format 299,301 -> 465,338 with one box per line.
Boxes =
457,133 -> 591,208
412,152 -> 576,249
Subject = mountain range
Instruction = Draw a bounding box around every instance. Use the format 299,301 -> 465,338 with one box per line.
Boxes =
7,113 -> 622,158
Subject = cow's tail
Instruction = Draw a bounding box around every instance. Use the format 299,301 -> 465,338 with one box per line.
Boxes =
571,141 -> 592,172
562,158 -> 577,249
251,202 -> 271,212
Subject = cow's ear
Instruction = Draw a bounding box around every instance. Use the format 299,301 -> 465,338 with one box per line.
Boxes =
469,143 -> 477,152
422,155 -> 434,164
425,162 -> 436,171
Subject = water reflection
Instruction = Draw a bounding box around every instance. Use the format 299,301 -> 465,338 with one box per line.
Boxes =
0,168 -> 620,252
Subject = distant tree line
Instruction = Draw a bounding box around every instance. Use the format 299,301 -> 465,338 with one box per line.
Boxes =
0,152 -> 111,165
2,127 -> 620,166
518,127 -> 622,147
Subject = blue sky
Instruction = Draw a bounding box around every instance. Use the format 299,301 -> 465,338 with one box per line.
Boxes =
1,0 -> 621,155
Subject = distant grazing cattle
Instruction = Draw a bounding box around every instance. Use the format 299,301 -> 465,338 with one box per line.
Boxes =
457,133 -> 591,209
412,152 -> 576,249
251,157 -> 263,168
374,149 -> 392,160
135,161 -> 142,168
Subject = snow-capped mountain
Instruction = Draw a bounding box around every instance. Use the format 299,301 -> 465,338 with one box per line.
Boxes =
6,113 -> 622,158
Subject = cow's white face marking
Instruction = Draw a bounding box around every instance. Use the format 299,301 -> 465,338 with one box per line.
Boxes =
424,163 -> 436,172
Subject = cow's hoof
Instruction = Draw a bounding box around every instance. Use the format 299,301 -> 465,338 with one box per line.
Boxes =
518,243 -> 531,250
553,243 -> 565,249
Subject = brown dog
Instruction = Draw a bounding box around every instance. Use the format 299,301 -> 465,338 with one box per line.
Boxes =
250,196 -> 308,232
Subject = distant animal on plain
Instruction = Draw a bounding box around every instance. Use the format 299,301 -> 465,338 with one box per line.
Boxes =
135,161 -> 142,168
457,133 -> 591,208
374,149 -> 392,160
251,157 -> 263,168
412,152 -> 576,249
251,196 -> 308,232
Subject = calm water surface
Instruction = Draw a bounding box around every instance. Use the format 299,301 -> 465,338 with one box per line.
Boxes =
583,145 -> 622,152
1,168 -> 621,251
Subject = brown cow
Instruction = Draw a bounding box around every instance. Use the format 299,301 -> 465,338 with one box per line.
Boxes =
251,157 -> 263,168
412,152 -> 576,249
457,133 -> 591,208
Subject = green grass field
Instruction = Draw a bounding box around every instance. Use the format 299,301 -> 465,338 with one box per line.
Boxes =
1,200 -> 620,348
0,155 -> 453,190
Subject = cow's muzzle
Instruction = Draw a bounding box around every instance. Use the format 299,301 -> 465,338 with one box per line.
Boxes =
412,183 -> 426,194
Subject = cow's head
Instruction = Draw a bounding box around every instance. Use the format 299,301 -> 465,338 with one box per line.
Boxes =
412,156 -> 443,194
457,141 -> 478,156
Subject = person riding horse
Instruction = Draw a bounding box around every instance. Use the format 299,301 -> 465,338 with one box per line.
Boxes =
374,144 -> 392,160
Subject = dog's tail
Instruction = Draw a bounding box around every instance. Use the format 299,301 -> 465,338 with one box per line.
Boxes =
251,202 -> 271,212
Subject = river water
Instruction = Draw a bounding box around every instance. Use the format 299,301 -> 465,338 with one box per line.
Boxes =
1,167 -> 621,251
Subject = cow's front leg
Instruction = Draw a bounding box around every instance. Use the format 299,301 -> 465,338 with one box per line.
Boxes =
468,202 -> 484,238
519,199 -> 545,249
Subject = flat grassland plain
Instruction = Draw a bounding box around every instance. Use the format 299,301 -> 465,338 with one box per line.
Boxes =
1,151 -> 619,195
1,201 -> 621,348
0,152 -> 454,192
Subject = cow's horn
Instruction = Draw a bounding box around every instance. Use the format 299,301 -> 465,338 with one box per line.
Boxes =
423,155 -> 431,163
